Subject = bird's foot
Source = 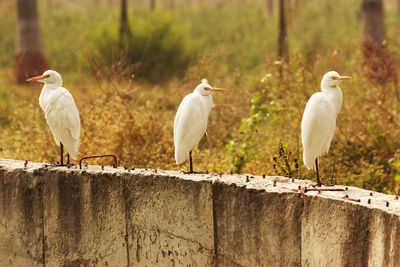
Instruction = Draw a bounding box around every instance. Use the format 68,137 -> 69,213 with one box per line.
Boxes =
312,182 -> 335,187
182,170 -> 209,174
43,162 -> 76,168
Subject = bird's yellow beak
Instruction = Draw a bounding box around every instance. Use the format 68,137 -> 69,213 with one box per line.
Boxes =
333,76 -> 352,81
26,74 -> 49,82
204,87 -> 227,92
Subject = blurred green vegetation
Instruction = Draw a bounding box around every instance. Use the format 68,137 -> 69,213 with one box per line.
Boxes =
0,0 -> 400,195
87,11 -> 191,81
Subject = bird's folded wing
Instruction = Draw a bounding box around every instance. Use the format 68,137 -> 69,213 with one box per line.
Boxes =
44,88 -> 81,158
301,93 -> 336,168
174,94 -> 208,163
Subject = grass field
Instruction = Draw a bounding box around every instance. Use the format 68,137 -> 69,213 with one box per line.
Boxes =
1,0 -> 400,194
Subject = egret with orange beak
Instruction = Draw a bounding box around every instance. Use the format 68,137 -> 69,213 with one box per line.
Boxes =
174,79 -> 226,173
27,70 -> 80,166
301,71 -> 351,186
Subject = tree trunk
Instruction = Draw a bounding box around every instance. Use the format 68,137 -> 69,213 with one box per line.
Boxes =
398,0 -> 400,17
277,0 -> 288,77
150,0 -> 156,9
119,0 -> 131,43
14,0 -> 48,83
362,0 -> 385,46
266,0 -> 273,15
168,0 -> 175,9
361,0 -> 396,84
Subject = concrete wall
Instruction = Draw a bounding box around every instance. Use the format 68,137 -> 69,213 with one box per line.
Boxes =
0,159 -> 399,266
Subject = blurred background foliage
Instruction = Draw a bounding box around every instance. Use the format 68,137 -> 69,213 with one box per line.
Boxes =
1,0 -> 400,195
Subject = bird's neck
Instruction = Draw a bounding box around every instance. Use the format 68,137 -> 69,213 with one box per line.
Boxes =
39,84 -> 59,110
322,85 -> 343,114
41,83 -> 60,94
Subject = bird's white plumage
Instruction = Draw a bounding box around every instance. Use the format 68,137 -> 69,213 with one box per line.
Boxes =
301,92 -> 338,169
36,70 -> 80,159
301,71 -> 347,170
174,80 -> 215,164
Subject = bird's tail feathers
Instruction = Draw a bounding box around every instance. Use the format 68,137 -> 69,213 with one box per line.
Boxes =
175,149 -> 187,165
69,150 -> 78,160
65,142 -> 79,160
303,152 -> 316,171
175,155 -> 186,165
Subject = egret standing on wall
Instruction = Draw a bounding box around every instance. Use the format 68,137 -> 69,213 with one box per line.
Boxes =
174,79 -> 226,173
301,71 -> 351,186
27,70 -> 80,166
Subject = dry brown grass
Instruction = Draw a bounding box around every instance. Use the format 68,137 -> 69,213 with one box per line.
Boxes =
1,0 -> 400,194
1,49 -> 400,194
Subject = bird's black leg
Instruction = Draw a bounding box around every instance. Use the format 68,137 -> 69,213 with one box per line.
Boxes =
60,143 -> 64,166
67,153 -> 70,165
43,143 -> 70,168
313,158 -> 334,187
182,151 -> 207,174
189,151 -> 194,174
315,158 -> 321,186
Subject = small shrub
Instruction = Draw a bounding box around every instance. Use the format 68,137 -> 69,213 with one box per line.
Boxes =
87,12 -> 192,82
272,142 -> 299,179
225,73 -> 277,173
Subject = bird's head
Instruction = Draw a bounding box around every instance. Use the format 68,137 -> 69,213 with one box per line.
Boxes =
26,70 -> 62,87
194,79 -> 227,96
321,71 -> 351,88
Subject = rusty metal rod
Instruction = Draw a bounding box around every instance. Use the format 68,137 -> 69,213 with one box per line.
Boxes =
79,154 -> 118,169
342,195 -> 360,202
304,188 -> 345,192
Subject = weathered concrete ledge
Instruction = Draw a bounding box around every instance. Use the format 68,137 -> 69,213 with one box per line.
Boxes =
0,158 -> 399,266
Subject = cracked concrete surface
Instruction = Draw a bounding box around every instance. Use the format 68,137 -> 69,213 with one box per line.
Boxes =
0,158 -> 399,266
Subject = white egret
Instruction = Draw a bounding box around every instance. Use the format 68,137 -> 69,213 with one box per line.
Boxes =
174,79 -> 226,173
27,70 -> 80,166
301,71 -> 351,185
